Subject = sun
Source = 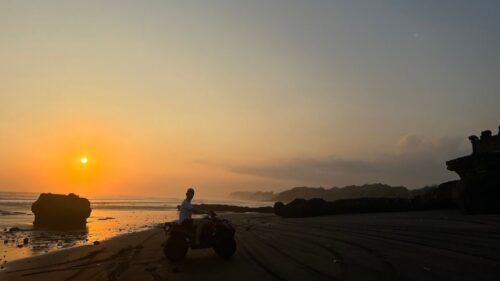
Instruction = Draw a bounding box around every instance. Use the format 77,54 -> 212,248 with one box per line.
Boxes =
80,156 -> 89,164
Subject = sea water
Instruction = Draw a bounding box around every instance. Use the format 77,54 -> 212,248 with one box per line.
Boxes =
0,192 -> 270,263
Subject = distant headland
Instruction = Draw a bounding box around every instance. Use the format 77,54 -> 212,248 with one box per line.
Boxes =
232,126 -> 500,216
229,183 -> 416,203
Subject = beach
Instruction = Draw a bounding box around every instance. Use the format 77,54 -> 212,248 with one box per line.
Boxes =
0,192 -> 269,262
2,210 -> 500,281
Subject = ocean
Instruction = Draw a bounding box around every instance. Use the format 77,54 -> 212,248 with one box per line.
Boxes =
0,192 -> 270,263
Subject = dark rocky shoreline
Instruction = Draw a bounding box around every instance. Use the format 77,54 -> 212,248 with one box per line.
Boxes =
192,204 -> 274,213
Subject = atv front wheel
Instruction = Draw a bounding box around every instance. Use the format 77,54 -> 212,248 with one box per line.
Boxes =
213,237 -> 236,259
164,234 -> 188,262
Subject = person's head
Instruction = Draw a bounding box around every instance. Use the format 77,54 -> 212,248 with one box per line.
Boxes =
186,188 -> 195,201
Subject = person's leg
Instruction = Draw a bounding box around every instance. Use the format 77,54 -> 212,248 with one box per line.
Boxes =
194,218 -> 208,245
190,219 -> 200,245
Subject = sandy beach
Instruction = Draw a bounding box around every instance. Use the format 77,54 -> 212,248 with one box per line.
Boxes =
1,210 -> 500,281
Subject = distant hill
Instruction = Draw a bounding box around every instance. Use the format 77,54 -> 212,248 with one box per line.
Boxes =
274,181 -> 463,218
229,183 -> 411,203
228,191 -> 276,202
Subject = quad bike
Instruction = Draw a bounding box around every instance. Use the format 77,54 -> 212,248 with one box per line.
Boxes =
163,211 -> 237,261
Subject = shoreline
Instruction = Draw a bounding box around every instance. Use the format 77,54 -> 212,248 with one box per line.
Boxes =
0,207 -> 270,266
2,226 -> 161,267
0,201 -> 272,264
2,228 -> 162,271
2,210 -> 500,281
0,208 -> 177,264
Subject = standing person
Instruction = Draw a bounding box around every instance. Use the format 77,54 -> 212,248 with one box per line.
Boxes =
178,187 -> 208,245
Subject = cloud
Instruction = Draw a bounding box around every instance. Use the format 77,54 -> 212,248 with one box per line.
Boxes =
227,135 -> 468,188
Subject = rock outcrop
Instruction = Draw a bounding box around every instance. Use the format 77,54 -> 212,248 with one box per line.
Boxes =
192,204 -> 274,213
446,127 -> 500,214
273,182 -> 465,218
411,180 -> 462,210
31,193 -> 91,228
274,197 -> 413,218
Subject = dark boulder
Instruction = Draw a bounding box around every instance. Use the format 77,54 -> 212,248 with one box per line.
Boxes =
192,204 -> 273,213
274,197 -> 413,218
331,197 -> 412,214
31,193 -> 91,229
273,202 -> 286,217
411,180 -> 462,210
274,198 -> 330,218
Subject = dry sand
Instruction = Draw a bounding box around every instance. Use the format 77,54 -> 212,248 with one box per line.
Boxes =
1,210 -> 500,281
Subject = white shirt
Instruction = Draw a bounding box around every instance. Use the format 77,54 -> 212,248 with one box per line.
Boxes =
179,199 -> 193,223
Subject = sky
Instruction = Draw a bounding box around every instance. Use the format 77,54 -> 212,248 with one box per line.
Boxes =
0,0 -> 499,198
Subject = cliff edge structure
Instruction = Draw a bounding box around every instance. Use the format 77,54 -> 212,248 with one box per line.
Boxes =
446,127 -> 500,214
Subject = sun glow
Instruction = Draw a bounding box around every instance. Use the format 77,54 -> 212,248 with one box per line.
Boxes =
14,119 -> 147,196
80,156 -> 88,164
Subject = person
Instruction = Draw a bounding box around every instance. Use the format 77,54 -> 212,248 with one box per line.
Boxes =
179,188 -> 195,224
178,187 -> 208,245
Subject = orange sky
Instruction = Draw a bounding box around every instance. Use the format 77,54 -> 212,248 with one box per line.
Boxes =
1,1 -> 499,198
0,117 -> 291,197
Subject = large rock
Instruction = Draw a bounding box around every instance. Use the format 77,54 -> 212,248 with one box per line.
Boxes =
274,198 -> 331,218
274,197 -> 413,218
31,193 -> 91,228
411,180 -> 462,210
192,204 -> 273,213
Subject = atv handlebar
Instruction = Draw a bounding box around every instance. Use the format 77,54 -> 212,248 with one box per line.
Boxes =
163,211 -> 218,231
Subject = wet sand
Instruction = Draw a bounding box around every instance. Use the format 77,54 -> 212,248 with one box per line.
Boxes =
1,210 -> 500,281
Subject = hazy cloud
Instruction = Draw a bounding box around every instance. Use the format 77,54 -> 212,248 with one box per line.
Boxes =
228,135 -> 468,188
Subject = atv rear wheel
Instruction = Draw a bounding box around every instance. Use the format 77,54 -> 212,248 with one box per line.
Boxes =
164,234 -> 188,262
